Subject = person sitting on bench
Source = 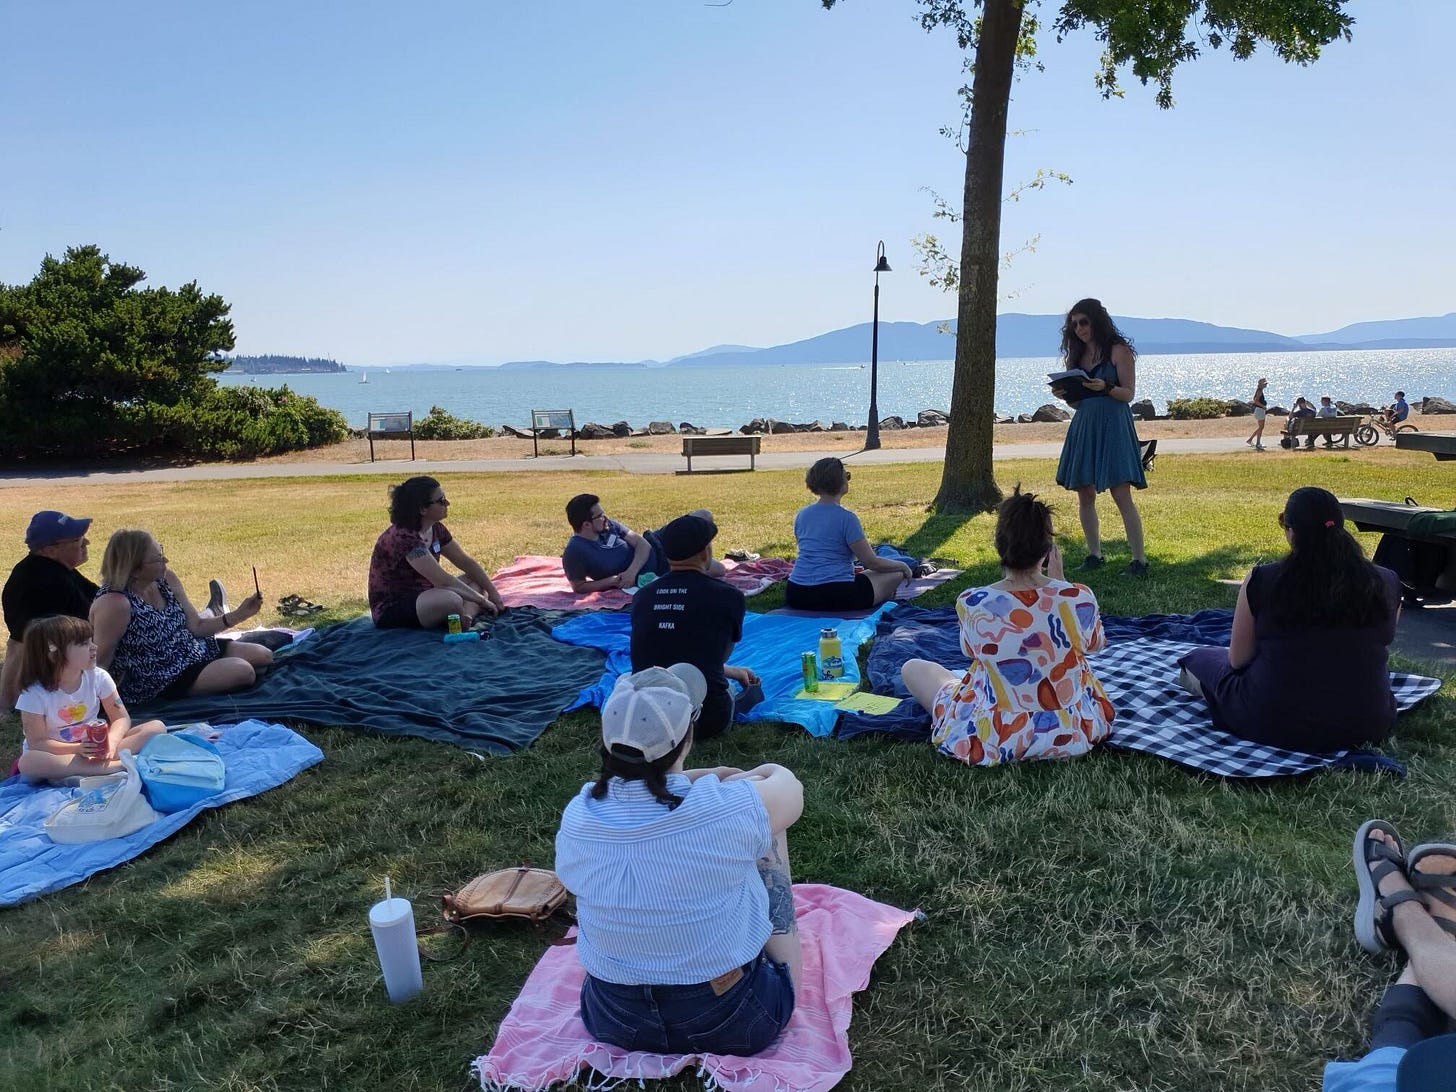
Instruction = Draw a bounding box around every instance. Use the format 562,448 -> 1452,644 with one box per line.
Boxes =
1316,396 -> 1340,448
563,493 -> 726,594
1286,397 -> 1317,449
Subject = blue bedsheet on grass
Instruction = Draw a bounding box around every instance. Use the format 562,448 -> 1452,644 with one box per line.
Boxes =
552,605 -> 895,738
0,720 -> 323,906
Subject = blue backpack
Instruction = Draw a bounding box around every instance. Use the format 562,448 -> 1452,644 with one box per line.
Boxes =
136,732 -> 227,813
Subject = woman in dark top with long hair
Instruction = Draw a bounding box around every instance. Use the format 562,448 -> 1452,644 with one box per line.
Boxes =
1053,298 -> 1148,577
1179,487 -> 1400,752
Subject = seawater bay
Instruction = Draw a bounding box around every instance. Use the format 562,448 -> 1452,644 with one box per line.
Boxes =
221,346 -> 1456,430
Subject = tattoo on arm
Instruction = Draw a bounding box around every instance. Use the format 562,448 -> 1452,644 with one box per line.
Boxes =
406,545 -> 429,560
757,842 -> 797,935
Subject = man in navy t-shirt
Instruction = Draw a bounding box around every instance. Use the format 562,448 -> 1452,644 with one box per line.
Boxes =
562,493 -> 726,594
629,514 -> 761,737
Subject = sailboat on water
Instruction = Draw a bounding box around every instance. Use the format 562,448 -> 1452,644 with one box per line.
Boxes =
359,371 -> 368,384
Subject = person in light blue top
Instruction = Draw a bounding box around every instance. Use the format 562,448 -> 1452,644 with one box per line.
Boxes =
1053,298 -> 1149,577
1324,819 -> 1456,1091
785,458 -> 911,612
555,664 -> 804,1057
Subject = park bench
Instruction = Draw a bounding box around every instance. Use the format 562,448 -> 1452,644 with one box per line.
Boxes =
367,411 -> 415,462
681,434 -> 761,473
1282,415 -> 1361,448
529,409 -> 577,458
1396,431 -> 1456,461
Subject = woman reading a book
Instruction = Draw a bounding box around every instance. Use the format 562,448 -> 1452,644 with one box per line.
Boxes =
1051,298 -> 1148,577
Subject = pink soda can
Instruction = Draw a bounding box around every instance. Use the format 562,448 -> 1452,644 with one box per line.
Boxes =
86,720 -> 109,756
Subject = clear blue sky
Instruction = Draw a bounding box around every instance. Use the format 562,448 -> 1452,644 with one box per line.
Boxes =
2,1 -> 1449,365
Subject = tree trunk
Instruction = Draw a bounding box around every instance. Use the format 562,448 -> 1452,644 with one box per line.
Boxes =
932,0 -> 1023,513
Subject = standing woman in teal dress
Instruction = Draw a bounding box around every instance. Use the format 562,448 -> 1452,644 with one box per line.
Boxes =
1053,298 -> 1149,577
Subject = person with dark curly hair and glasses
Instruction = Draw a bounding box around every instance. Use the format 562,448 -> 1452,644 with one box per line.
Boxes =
1052,298 -> 1149,577
367,476 -> 503,629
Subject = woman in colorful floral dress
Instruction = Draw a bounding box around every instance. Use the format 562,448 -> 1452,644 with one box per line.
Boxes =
902,487 -> 1115,766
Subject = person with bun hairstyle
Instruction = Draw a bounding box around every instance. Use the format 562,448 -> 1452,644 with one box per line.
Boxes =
555,665 -> 802,1057
785,457 -> 912,612
902,486 -> 1114,766
1178,486 -> 1400,751
1052,298 -> 1149,576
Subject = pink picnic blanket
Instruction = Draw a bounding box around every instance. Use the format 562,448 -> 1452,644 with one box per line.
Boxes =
473,883 -> 917,1092
493,555 -> 794,611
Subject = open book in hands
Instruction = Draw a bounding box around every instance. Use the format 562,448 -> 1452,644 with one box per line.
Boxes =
1047,369 -> 1092,404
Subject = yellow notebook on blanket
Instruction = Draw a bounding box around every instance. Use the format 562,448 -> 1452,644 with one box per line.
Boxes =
833,692 -> 903,715
793,682 -> 859,702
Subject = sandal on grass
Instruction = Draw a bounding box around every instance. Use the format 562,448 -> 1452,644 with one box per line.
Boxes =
1353,819 -> 1422,955
1406,843 -> 1456,940
278,594 -> 325,617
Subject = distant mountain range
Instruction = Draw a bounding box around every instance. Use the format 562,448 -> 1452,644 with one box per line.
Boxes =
324,310 -> 1456,372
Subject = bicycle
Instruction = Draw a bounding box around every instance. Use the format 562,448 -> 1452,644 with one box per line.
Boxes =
1353,413 -> 1419,447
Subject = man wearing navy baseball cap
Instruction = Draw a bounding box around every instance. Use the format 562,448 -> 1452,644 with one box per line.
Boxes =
1,511 -> 99,708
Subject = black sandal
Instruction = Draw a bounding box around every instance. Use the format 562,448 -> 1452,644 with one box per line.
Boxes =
1353,819 -> 1421,954
1407,843 -> 1456,940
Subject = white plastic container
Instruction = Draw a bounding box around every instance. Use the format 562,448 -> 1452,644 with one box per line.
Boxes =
369,889 -> 423,1003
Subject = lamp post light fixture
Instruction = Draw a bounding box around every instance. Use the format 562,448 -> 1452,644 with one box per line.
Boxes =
864,241 -> 892,451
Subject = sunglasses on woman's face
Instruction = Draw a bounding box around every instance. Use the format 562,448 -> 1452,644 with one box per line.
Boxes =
1071,317 -> 1091,330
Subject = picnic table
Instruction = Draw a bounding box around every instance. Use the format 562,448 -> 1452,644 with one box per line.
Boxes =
1396,431 -> 1456,461
1340,497 -> 1456,597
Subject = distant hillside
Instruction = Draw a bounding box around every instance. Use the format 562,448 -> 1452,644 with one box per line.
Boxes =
497,360 -> 650,371
1296,312 -> 1456,345
227,354 -> 346,374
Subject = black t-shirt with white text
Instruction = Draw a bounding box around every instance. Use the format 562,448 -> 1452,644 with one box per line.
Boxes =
629,569 -> 745,705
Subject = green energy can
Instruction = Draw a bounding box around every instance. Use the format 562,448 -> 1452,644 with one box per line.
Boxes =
446,613 -> 462,634
801,651 -> 819,693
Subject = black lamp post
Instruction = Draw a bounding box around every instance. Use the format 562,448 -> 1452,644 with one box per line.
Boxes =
865,241 -> 891,451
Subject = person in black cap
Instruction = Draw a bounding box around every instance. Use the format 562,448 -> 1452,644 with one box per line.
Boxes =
1327,819 -> 1456,1091
630,514 -> 761,738
2,511 -> 99,709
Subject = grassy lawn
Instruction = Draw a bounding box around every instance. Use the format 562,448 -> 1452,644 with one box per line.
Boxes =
2,450 -> 1454,1091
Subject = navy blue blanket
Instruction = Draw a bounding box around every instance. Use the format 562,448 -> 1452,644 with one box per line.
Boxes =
137,609 -> 605,754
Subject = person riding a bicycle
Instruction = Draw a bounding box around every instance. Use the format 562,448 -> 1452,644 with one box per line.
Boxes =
1381,391 -> 1410,428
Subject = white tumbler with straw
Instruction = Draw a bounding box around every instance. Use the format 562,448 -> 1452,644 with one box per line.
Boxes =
369,877 -> 423,1003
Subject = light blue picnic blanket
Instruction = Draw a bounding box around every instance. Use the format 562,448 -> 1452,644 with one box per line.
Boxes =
0,720 -> 323,906
552,605 -> 895,737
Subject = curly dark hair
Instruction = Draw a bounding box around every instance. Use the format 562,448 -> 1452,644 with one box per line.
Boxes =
805,457 -> 848,497
387,476 -> 441,530
1060,297 -> 1134,368
994,485 -> 1054,571
588,727 -> 694,810
1268,487 -> 1391,630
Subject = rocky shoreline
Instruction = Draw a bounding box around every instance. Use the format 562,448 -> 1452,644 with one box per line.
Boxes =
491,395 -> 1456,441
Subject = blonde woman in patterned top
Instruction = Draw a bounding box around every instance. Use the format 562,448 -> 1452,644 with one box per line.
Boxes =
901,486 -> 1115,766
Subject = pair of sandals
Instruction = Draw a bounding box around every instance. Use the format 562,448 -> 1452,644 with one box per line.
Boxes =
278,594 -> 325,618
1353,818 -> 1456,954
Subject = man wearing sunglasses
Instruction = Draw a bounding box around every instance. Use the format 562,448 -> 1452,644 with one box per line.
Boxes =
2,511 -> 99,709
563,493 -> 726,595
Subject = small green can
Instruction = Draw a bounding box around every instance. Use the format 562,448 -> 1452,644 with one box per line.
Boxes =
801,651 -> 819,693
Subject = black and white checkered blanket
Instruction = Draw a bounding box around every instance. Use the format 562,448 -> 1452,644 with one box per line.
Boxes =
1097,638 -> 1440,777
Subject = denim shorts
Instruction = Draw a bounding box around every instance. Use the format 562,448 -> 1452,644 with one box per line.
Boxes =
581,952 -> 795,1057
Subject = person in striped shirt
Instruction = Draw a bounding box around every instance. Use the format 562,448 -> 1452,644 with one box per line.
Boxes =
555,664 -> 804,1056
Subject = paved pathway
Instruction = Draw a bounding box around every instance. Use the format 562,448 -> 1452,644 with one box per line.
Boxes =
0,435 -> 1252,488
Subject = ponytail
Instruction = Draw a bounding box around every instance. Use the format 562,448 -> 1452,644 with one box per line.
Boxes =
588,729 -> 694,810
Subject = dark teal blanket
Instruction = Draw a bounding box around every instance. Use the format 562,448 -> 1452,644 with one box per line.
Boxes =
136,609 -> 605,754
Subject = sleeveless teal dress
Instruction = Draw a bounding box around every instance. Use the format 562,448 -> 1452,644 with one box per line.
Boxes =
1055,359 -> 1147,492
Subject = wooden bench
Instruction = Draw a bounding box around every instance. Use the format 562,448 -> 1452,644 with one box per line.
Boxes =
681,434 -> 761,473
1282,414 -> 1361,448
366,411 -> 415,462
529,409 -> 577,458
1396,431 -> 1456,461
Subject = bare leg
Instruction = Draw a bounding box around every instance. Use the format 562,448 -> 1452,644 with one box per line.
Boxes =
414,587 -> 468,628
221,640 -> 273,674
17,718 -> 166,781
1372,830 -> 1456,1019
188,656 -> 258,696
1109,484 -> 1145,562
902,658 -> 958,712
865,570 -> 904,605
758,830 -> 801,989
1075,486 -> 1101,558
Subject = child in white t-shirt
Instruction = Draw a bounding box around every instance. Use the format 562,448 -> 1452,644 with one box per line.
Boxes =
14,615 -> 165,782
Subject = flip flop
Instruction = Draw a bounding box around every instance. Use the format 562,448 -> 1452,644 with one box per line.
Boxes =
1352,819 -> 1422,955
1406,842 -> 1456,940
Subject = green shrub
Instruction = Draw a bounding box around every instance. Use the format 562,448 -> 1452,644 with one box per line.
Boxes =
144,384 -> 349,460
412,404 -> 494,440
1166,397 -> 1232,420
